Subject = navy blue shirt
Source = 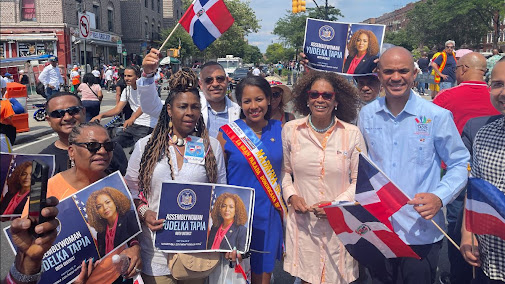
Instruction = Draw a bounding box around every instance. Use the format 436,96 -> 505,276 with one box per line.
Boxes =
434,52 -> 457,83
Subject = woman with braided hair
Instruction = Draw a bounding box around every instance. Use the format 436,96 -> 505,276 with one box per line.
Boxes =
125,49 -> 226,284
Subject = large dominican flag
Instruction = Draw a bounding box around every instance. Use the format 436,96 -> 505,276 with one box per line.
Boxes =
323,202 -> 419,267
465,177 -> 505,240
355,154 -> 411,230
179,0 -> 235,50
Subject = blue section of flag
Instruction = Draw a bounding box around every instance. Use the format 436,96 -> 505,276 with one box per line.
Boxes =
192,20 -> 217,51
356,154 -> 379,194
345,202 -> 377,224
468,177 -> 505,220
199,0 -> 210,6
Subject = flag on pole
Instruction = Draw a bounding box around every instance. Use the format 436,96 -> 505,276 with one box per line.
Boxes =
355,153 -> 410,230
179,0 -> 234,50
323,202 -> 420,267
465,177 -> 505,240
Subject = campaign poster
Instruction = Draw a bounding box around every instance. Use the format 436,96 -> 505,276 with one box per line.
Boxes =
0,153 -> 55,219
303,18 -> 385,75
3,171 -> 142,284
155,181 -> 255,254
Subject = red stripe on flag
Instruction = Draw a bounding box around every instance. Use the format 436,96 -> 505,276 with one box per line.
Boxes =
205,0 -> 234,33
374,230 -> 420,259
178,4 -> 195,32
376,182 -> 410,213
325,206 -> 353,235
465,210 -> 505,240
362,203 -> 394,231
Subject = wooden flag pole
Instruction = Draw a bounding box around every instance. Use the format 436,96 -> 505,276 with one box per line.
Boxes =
159,22 -> 180,51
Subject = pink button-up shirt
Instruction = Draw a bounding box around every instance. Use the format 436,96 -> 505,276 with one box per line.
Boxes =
281,117 -> 366,284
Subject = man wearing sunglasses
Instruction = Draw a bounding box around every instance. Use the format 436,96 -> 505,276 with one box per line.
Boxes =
40,92 -> 127,175
431,40 -> 458,91
198,61 -> 241,137
358,47 -> 470,284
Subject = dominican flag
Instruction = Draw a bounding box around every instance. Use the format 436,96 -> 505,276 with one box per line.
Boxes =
465,177 -> 505,240
323,202 -> 419,267
355,154 -> 411,230
179,0 -> 234,50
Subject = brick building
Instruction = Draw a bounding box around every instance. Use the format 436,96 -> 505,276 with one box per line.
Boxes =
162,0 -> 183,28
0,0 -> 123,68
364,1 -> 420,33
120,0 -> 164,58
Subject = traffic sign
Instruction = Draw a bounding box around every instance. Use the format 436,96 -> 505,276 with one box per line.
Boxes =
117,40 -> 122,53
79,14 -> 90,38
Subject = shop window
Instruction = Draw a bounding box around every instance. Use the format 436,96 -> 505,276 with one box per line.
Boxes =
108,9 -> 113,32
93,5 -> 100,29
20,0 -> 36,21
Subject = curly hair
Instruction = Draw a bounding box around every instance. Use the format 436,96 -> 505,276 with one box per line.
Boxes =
138,68 -> 218,199
7,161 -> 32,194
348,29 -> 380,57
86,187 -> 132,233
211,193 -> 248,228
292,71 -> 359,123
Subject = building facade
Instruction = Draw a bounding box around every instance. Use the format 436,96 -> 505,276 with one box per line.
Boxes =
162,0 -> 183,28
120,0 -> 163,59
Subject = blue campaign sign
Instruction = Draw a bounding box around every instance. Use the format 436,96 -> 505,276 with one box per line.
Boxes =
155,181 -> 255,254
3,172 -> 141,284
304,18 -> 385,75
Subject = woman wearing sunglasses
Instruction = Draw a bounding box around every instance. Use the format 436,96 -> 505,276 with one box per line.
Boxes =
125,57 -> 226,284
265,76 -> 295,126
281,71 -> 366,284
217,76 -> 284,284
26,121 -> 142,284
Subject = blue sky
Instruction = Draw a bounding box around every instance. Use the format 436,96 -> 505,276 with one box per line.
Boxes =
246,0 -> 414,52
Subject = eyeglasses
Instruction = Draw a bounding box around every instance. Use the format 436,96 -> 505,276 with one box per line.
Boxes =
272,91 -> 282,99
307,90 -> 335,100
490,81 -> 505,92
445,45 -> 455,49
204,75 -> 226,85
49,106 -> 83,118
71,141 -> 115,153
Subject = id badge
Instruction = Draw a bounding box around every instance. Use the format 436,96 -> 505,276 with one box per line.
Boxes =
184,136 -> 206,165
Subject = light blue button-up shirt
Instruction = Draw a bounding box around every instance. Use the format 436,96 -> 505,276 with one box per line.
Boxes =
207,104 -> 229,138
358,91 -> 470,245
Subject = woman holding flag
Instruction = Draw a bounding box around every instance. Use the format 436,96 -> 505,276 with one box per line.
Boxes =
217,76 -> 284,284
281,71 -> 366,284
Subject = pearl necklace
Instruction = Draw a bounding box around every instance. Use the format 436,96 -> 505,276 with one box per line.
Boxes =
309,114 -> 335,133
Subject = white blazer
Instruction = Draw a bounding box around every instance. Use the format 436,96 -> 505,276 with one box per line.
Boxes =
199,92 -> 241,126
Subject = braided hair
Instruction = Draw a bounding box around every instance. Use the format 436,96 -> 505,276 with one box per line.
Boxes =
138,68 -> 218,199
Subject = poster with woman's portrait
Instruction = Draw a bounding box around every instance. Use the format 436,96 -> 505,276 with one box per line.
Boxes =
303,18 -> 385,75
3,171 -> 141,284
154,181 -> 255,254
0,153 -> 55,219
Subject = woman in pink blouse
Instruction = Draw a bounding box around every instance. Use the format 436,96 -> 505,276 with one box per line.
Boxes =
281,71 -> 366,284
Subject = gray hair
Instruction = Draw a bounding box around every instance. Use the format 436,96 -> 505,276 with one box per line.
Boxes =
445,40 -> 455,47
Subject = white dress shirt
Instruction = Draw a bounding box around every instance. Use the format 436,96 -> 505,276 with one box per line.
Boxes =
38,65 -> 64,90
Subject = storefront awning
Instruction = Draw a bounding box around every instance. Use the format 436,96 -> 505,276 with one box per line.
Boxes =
1,33 -> 57,42
160,57 -> 181,65
0,54 -> 50,66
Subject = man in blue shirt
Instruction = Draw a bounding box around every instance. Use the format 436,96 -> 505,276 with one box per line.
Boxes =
358,47 -> 470,284
431,40 -> 457,91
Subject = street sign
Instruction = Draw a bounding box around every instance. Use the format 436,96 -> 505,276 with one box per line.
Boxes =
117,40 -> 122,53
79,14 -> 90,38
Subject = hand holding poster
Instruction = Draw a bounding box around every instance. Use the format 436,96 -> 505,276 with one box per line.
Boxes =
303,18 -> 385,75
3,171 -> 142,284
155,181 -> 254,254
0,153 -> 55,219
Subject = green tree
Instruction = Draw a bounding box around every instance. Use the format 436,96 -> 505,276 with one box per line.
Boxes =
384,29 -> 416,51
273,7 -> 342,50
265,43 -> 295,63
242,45 -> 263,64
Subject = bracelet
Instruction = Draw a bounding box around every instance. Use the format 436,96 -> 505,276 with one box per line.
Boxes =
142,71 -> 155,78
128,239 -> 140,247
138,203 -> 149,220
9,264 -> 43,283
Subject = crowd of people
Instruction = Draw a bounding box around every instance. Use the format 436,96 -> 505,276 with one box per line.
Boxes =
1,42 -> 505,284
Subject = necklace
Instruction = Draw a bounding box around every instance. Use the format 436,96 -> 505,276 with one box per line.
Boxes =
308,114 -> 335,133
169,134 -> 186,146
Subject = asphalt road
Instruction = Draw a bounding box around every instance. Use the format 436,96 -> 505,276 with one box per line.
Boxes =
0,84 -> 450,283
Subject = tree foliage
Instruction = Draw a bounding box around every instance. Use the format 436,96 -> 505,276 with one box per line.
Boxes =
406,0 -> 503,49
242,45 -> 263,64
273,7 -> 342,49
265,43 -> 295,63
159,0 -> 260,61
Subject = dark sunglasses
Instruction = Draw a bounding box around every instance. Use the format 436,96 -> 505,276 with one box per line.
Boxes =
204,75 -> 226,85
49,106 -> 83,118
307,90 -> 335,101
272,91 -> 283,99
71,141 -> 115,153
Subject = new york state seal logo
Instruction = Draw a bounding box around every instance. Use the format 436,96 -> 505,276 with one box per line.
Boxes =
319,25 -> 335,41
177,189 -> 197,210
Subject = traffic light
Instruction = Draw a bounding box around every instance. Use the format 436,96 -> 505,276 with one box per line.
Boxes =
292,0 -> 305,13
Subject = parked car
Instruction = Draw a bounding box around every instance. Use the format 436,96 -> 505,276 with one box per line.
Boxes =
231,68 -> 249,86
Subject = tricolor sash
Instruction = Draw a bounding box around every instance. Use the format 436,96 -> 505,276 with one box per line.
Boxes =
221,121 -> 287,221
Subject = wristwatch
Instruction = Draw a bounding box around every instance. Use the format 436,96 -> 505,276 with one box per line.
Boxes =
10,264 -> 43,283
